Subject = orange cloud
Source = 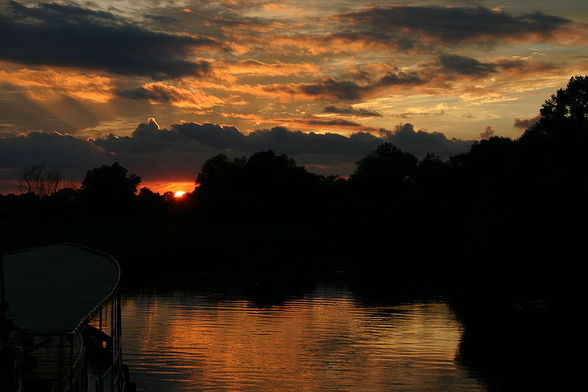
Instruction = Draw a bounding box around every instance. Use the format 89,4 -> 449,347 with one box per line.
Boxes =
216,59 -> 322,77
122,82 -> 225,109
243,33 -> 400,55
0,68 -> 115,103
218,112 -> 265,122
266,116 -> 374,134
552,23 -> 588,45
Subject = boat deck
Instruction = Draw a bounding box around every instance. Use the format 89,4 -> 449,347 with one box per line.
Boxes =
1,244 -> 126,391
3,245 -> 119,334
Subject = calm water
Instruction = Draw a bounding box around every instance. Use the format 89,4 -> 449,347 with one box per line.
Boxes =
122,286 -> 486,392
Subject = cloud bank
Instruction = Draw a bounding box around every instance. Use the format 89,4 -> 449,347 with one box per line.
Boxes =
0,120 -> 473,188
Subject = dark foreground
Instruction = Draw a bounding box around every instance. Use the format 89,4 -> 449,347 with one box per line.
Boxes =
2,76 -> 587,390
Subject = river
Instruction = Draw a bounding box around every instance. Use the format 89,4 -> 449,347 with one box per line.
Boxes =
121,284 -> 486,391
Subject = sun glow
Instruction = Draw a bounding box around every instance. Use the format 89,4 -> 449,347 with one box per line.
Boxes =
174,191 -> 186,198
141,181 -> 195,194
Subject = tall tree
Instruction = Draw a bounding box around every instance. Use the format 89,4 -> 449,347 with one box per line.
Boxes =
18,163 -> 62,198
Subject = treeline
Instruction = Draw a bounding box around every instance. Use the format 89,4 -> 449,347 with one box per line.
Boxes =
1,76 -> 587,302
3,77 -> 586,392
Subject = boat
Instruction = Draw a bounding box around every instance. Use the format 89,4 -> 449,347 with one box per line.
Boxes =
0,244 -> 135,391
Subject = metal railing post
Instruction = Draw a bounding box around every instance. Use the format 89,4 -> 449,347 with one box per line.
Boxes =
111,299 -> 115,392
116,294 -> 122,391
0,249 -> 16,392
0,249 -> 7,350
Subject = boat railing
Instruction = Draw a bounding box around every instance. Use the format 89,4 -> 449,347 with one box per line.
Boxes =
1,243 -> 133,392
16,331 -> 86,392
88,293 -> 125,392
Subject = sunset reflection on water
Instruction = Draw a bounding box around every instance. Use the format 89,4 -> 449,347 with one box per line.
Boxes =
122,287 -> 485,392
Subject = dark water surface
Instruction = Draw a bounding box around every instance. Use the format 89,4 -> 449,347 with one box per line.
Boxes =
122,285 -> 485,391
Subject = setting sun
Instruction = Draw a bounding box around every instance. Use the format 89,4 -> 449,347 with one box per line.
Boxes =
174,191 -> 186,198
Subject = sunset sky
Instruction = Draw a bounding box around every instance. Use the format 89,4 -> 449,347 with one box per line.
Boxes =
1,0 -> 587,193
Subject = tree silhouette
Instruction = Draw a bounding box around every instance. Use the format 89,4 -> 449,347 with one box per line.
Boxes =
194,151 -> 326,221
194,154 -> 245,219
18,163 -> 62,198
81,162 -> 141,207
197,154 -> 245,190
540,75 -> 588,123
244,151 -> 311,195
518,75 -> 588,195
351,142 -> 417,198
521,76 -> 588,149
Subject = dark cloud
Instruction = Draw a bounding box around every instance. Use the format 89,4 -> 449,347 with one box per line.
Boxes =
381,124 -> 473,158
514,114 -> 541,130
8,1 -> 117,22
135,118 -> 161,134
0,1 -> 219,79
259,79 -> 361,100
244,127 -> 377,158
282,56 -> 559,104
480,126 -> 495,140
116,82 -> 221,108
117,88 -> 158,101
495,59 -> 529,70
336,6 -> 570,45
298,79 -> 364,100
144,14 -> 179,25
494,59 -> 558,74
0,120 -> 473,184
247,123 -> 472,164
207,15 -> 273,30
324,106 -> 382,117
438,54 -> 497,76
93,121 -> 238,154
429,55 -> 559,81
281,118 -> 364,128
374,72 -> 425,87
175,123 -> 245,149
95,121 -> 365,158
266,71 -> 424,101
391,110 -> 446,119
0,131 -> 112,179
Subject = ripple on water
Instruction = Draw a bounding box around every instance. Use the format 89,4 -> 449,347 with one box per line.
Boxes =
121,288 -> 485,392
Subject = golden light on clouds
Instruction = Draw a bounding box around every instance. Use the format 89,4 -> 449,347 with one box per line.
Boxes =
0,68 -> 115,103
0,0 -> 587,183
138,82 -> 225,109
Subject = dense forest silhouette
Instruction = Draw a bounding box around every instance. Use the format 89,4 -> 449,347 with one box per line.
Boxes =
2,75 -> 586,391
2,76 -> 586,294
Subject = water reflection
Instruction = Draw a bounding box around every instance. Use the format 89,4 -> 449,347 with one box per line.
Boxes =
122,287 -> 485,391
